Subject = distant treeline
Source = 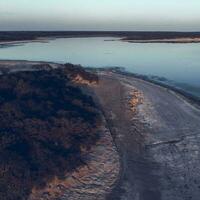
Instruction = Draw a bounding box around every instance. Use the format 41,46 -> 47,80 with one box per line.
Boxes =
1,31 -> 200,42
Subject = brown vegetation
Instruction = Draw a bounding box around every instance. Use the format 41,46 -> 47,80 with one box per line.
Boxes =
0,65 -> 100,200
64,63 -> 98,85
129,90 -> 143,112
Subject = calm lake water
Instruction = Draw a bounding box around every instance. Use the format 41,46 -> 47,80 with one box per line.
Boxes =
0,37 -> 200,98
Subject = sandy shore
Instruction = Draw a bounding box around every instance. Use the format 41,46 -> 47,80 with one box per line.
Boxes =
93,71 -> 200,200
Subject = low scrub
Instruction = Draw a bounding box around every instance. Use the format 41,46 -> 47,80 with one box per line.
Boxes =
0,66 -> 100,200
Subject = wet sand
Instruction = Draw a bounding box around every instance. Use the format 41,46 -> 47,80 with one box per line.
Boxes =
93,71 -> 200,200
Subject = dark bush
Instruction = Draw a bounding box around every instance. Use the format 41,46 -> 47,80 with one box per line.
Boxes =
0,67 -> 100,200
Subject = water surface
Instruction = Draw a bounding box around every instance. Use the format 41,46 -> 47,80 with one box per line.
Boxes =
0,37 -> 200,98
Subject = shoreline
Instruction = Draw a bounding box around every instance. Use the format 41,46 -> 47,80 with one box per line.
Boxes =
117,69 -> 200,108
94,71 -> 200,199
1,35 -> 200,47
0,37 -> 53,47
121,37 -> 200,43
0,59 -> 199,109
89,67 -> 200,109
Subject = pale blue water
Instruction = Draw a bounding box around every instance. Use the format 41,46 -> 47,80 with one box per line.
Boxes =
0,37 -> 200,98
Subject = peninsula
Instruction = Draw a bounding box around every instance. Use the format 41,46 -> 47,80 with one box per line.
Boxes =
0,61 -> 200,200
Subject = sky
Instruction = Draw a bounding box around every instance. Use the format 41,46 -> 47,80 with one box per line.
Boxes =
0,0 -> 200,31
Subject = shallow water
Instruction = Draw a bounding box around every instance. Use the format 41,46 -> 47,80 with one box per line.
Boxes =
0,37 -> 200,98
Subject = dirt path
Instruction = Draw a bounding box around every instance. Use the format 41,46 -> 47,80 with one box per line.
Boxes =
93,72 -> 200,200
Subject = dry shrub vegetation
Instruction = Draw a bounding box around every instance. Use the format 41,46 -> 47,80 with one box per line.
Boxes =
0,65 -> 100,200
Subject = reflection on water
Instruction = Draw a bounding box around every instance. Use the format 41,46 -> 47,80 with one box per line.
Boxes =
0,37 -> 200,98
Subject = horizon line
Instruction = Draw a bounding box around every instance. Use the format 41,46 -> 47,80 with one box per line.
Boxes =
1,30 -> 200,33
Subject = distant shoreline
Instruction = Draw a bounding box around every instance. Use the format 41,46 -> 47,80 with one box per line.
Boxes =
1,31 -> 200,45
121,38 -> 200,43
0,38 -> 50,47
1,37 -> 200,47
